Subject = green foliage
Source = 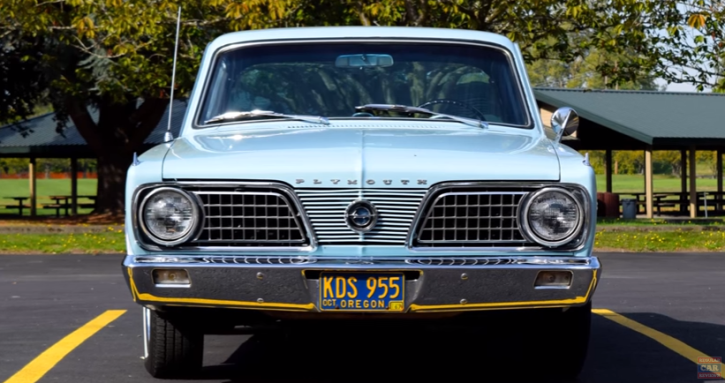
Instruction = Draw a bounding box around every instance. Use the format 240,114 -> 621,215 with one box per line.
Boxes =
527,48 -> 664,90
0,159 -> 96,175
0,0 -> 705,213
0,0 -> 684,118
651,1 -> 725,91
582,149 -> 720,178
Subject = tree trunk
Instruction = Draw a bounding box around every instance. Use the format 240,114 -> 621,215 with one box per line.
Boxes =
65,96 -> 168,219
95,152 -> 132,216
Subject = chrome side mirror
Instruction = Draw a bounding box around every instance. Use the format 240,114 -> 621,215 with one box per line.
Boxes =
551,106 -> 579,144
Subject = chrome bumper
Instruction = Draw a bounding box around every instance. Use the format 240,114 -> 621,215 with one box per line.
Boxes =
123,255 -> 600,313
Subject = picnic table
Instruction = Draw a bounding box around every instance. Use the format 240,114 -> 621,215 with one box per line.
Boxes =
2,197 -> 31,216
620,191 -> 725,216
43,195 -> 97,217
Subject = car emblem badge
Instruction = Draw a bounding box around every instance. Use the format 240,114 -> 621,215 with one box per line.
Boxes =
345,200 -> 378,233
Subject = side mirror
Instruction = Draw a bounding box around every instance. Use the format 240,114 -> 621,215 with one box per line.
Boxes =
551,106 -> 579,144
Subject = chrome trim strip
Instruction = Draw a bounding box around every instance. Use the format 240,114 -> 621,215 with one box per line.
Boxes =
192,38 -> 534,130
406,181 -> 592,252
153,284 -> 192,288
131,181 -> 318,252
142,307 -> 150,359
130,255 -> 595,267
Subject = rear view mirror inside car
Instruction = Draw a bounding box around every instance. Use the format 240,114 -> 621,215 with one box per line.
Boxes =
335,54 -> 394,68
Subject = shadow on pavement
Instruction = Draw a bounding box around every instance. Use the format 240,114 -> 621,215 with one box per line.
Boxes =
190,312 -> 722,383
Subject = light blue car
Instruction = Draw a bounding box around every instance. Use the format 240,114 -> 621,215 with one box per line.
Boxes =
123,26 -> 600,379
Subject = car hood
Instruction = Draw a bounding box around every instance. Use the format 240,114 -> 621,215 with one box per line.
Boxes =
162,122 -> 559,187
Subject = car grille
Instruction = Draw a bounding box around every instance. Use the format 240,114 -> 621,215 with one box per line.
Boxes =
159,184 -> 541,249
295,188 -> 427,245
184,187 -> 310,247
412,191 -> 531,247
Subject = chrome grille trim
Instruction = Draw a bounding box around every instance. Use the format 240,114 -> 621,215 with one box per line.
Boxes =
415,191 -> 529,246
408,182 -> 591,251
131,255 -> 594,267
131,181 -> 316,252
296,188 -> 427,245
190,191 -> 307,245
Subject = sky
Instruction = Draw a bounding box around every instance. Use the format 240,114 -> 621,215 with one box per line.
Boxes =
651,3 -> 715,93
656,79 -> 701,92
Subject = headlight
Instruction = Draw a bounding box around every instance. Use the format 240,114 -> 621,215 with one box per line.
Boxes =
519,187 -> 584,247
139,187 -> 201,246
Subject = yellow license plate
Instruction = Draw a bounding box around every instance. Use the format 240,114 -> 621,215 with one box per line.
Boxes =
319,272 -> 405,311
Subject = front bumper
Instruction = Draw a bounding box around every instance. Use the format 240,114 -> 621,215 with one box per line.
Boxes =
123,255 -> 600,314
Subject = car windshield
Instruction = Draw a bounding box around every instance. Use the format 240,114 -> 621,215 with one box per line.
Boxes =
197,41 -> 531,128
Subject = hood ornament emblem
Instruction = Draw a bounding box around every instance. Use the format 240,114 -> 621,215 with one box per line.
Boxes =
345,200 -> 378,233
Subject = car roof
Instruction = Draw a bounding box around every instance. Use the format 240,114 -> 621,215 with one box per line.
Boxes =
206,26 -> 516,52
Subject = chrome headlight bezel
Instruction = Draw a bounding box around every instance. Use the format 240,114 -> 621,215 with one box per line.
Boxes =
518,187 -> 586,248
138,187 -> 203,247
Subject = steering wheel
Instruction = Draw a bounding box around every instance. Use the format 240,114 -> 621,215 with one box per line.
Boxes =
417,99 -> 487,121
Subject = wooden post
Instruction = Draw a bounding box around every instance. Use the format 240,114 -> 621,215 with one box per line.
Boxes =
71,158 -> 78,215
605,149 -> 613,193
717,149 -> 723,212
29,158 -> 37,217
645,147 -> 654,218
680,150 -> 687,214
689,146 -> 697,218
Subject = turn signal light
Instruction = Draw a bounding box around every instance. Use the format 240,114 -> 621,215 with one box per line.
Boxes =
153,269 -> 190,285
534,270 -> 572,288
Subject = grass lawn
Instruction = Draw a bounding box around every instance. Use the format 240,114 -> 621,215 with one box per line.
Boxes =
0,179 -> 97,216
0,231 -> 125,254
594,174 -> 718,194
594,230 -> 725,252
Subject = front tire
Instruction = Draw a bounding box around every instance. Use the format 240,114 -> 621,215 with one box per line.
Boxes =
144,308 -> 204,378
532,301 -> 591,380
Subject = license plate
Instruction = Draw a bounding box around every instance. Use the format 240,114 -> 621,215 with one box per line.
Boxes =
319,272 -> 405,312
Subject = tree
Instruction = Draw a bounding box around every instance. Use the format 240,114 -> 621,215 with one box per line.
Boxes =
652,0 -> 725,92
0,0 -> 682,216
1,1 -> 235,215
527,46 -> 665,90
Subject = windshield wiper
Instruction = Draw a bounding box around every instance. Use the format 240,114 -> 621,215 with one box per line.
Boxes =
204,110 -> 330,125
354,104 -> 487,129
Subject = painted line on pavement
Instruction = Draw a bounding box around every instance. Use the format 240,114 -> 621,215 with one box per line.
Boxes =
2,309 -> 126,383
593,309 -> 720,368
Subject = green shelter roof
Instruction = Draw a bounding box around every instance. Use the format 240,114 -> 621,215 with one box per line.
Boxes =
534,88 -> 725,146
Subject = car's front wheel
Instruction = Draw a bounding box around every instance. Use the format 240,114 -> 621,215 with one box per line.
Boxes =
143,307 -> 204,378
531,302 -> 591,380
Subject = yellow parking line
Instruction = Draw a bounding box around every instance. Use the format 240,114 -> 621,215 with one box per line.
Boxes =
593,309 -> 718,366
3,310 -> 126,383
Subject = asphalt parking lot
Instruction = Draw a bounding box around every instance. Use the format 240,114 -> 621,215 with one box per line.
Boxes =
0,252 -> 723,383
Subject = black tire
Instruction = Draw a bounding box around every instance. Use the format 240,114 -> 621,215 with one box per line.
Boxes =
144,308 -> 204,378
532,301 -> 591,381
